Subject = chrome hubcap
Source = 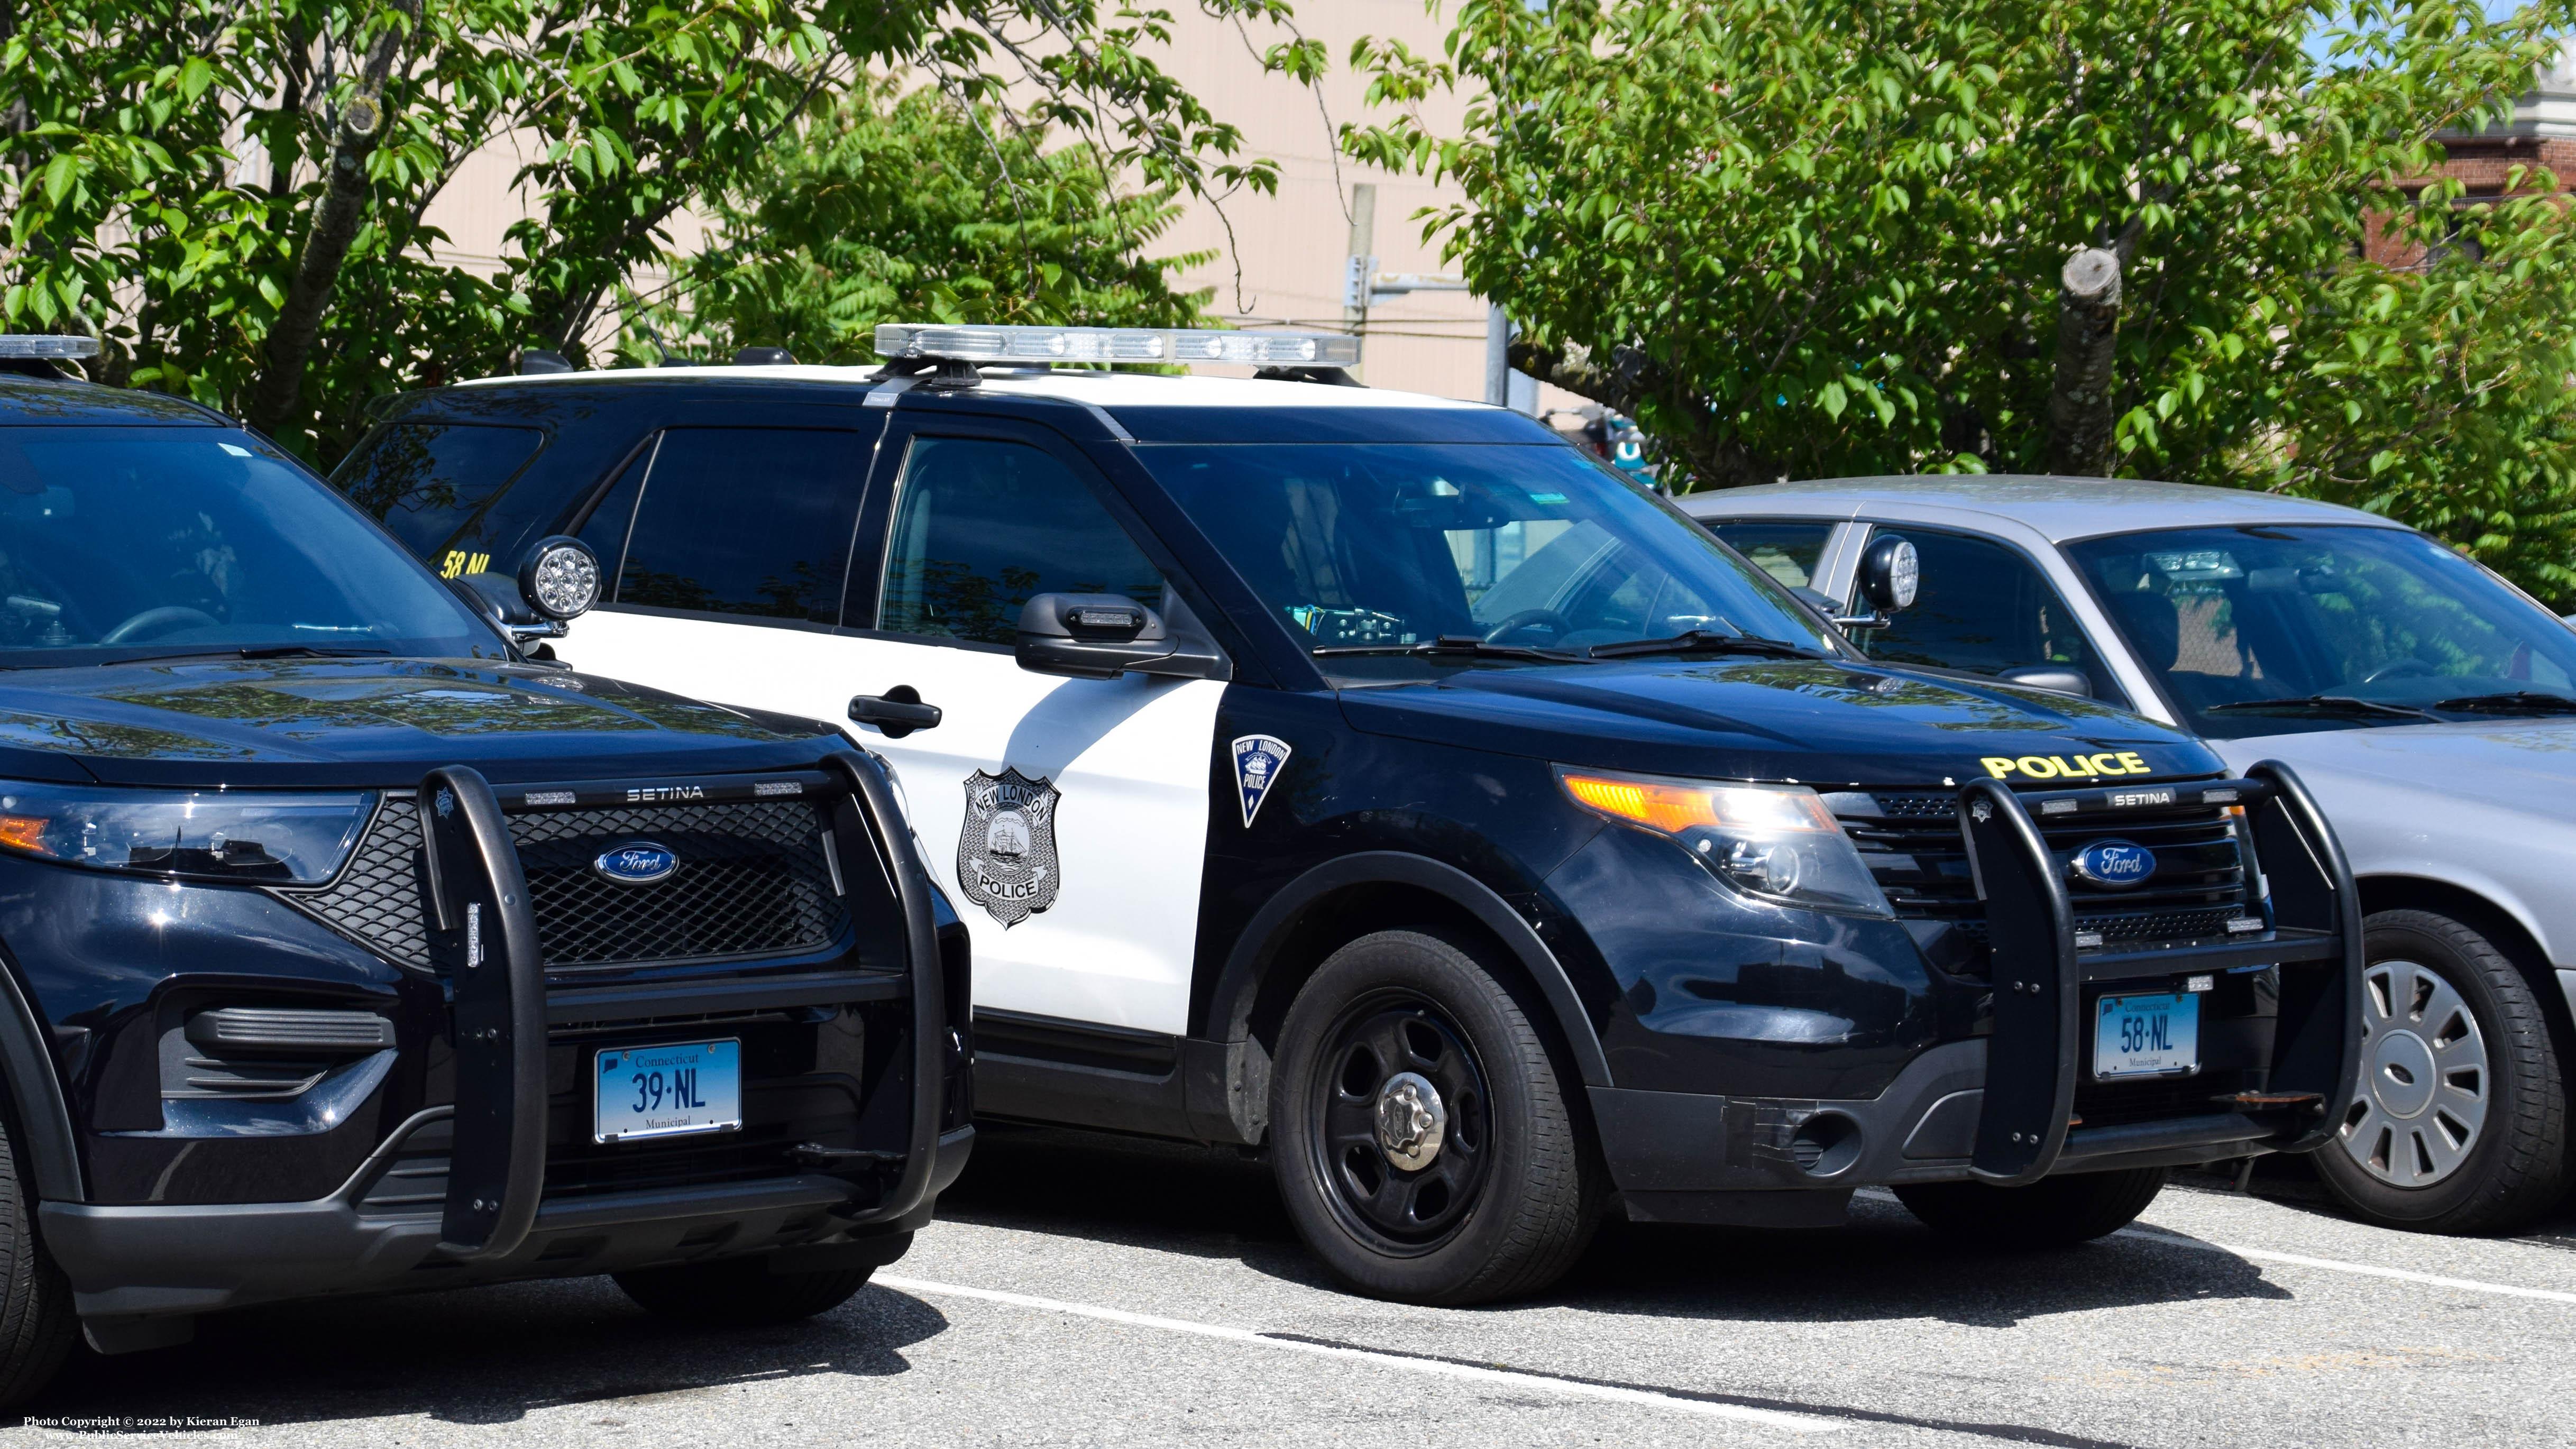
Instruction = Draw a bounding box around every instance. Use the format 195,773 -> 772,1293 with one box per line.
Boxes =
1373,1070 -> 1447,1171
2338,959 -> 2488,1187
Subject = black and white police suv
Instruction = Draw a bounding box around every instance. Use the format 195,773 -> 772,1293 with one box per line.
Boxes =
335,325 -> 2362,1304
0,337 -> 968,1406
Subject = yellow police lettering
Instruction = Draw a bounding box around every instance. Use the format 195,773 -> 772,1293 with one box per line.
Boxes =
2015,756 -> 2060,778
1982,757 -> 2017,778
2054,754 -> 2096,778
2116,751 -> 2149,774
2088,752 -> 2126,775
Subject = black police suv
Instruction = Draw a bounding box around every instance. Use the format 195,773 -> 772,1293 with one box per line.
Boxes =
329,327 -> 2361,1307
0,341 -> 969,1406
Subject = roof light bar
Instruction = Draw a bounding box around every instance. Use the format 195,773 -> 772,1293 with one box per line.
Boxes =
0,336 -> 99,359
875,324 -> 1359,370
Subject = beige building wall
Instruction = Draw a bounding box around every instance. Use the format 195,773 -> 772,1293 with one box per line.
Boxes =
406,5 -> 1574,411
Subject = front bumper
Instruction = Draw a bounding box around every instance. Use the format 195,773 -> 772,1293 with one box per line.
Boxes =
1588,764 -> 2362,1225
45,1121 -> 975,1336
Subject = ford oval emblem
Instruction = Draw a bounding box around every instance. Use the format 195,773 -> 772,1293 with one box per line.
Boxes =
2070,839 -> 2155,888
593,842 -> 678,885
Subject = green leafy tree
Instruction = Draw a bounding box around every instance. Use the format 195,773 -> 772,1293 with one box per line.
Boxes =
632,79 -> 1214,365
1345,0 -> 2576,604
0,0 -> 1305,465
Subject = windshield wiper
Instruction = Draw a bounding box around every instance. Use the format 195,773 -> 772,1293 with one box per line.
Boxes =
2431,691 -> 2576,716
1585,628 -> 1828,662
99,645 -> 392,666
1312,634 -> 1591,664
2205,694 -> 2436,722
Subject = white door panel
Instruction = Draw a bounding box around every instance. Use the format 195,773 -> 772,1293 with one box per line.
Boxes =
562,607 -> 1220,1033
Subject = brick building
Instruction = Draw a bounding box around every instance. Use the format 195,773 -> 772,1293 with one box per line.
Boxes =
2366,47 -> 2576,268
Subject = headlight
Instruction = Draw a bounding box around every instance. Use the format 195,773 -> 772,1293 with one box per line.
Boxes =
0,782 -> 375,884
1559,768 -> 1892,916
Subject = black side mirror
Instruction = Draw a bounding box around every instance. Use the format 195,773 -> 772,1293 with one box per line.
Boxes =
1996,665 -> 2093,699
1014,593 -> 1222,681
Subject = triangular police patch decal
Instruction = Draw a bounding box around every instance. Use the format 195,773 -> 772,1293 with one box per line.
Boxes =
1232,734 -> 1292,827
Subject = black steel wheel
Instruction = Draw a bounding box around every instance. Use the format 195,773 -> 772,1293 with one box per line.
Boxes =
1310,992 -> 1494,1253
1270,928 -> 1598,1305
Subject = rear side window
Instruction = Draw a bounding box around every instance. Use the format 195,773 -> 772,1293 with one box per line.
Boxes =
334,423 -> 545,570
1705,519 -> 1836,590
607,428 -> 863,623
877,437 -> 1162,645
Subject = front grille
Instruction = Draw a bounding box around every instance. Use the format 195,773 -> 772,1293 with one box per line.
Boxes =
1831,788 -> 2252,971
280,793 -> 848,971
509,801 -> 844,968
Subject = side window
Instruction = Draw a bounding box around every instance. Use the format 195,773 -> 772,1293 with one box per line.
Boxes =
1851,526 -> 2127,704
612,428 -> 861,623
1706,520 -> 1836,591
332,422 -> 546,568
878,436 -> 1162,645
574,442 -> 652,570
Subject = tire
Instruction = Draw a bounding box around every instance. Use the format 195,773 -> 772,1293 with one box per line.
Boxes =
1269,928 -> 1599,1305
614,1257 -> 875,1325
2309,909 -> 2570,1234
1894,1167 -> 2168,1246
0,1111 -> 74,1412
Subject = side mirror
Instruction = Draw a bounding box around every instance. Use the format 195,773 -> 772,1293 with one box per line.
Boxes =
447,535 -> 601,648
1996,665 -> 2093,699
1014,592 -> 1222,681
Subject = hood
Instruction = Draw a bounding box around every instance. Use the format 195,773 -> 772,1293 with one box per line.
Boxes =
2214,718 -> 2576,820
1341,657 -> 2223,787
0,657 -> 841,790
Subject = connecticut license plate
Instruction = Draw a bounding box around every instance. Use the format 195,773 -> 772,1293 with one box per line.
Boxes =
2093,992 -> 2199,1079
594,1039 -> 742,1143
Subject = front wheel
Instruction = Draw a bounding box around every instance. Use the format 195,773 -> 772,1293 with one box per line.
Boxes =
1894,1167 -> 2168,1246
1269,929 -> 1599,1305
2309,910 -> 2569,1233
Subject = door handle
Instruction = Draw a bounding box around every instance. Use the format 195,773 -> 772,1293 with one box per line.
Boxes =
849,684 -> 942,739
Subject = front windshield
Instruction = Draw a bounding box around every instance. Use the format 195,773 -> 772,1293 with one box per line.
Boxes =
2065,523 -> 2576,737
0,426 -> 505,666
1139,443 -> 1839,682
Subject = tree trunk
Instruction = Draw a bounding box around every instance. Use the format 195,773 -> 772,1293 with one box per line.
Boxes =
245,1 -> 416,439
2043,246 -> 2122,477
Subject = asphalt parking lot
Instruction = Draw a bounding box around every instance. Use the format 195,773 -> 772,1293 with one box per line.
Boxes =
13,1125 -> 2575,1447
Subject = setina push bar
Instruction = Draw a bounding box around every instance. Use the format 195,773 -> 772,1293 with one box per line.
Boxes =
1959,760 -> 2362,1187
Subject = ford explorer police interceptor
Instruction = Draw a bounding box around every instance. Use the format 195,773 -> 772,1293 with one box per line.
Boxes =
0,337 -> 969,1407
332,326 -> 2362,1305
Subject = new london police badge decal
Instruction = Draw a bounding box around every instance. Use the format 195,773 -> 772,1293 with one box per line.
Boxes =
959,767 -> 1061,928
1232,734 -> 1292,827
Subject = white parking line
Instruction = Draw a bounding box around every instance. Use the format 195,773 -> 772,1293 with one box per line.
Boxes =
2114,1227 -> 2576,1305
875,1274 -> 1844,1432
1854,1186 -> 2576,1306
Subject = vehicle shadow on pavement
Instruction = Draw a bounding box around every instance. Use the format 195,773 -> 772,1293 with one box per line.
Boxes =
17,1272 -> 952,1429
2172,1156 -> 2576,1252
944,1123 -> 2295,1328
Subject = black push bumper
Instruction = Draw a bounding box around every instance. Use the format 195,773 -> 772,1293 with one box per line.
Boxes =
1594,762 -> 2361,1225
43,748 -> 971,1347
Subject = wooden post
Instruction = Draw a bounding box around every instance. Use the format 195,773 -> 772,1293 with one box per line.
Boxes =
2043,247 -> 2122,478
